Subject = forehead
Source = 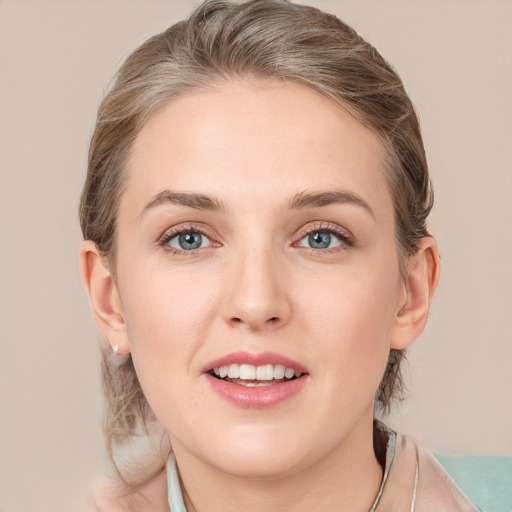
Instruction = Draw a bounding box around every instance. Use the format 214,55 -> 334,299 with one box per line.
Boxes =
122,80 -> 391,218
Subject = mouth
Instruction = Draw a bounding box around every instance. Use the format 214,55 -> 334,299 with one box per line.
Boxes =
203,352 -> 309,407
208,363 -> 304,387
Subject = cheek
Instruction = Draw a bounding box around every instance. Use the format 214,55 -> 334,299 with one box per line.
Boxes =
121,261 -> 218,345
301,263 -> 400,390
302,257 -> 399,334
116,264 -> 220,403
118,285 -> 205,431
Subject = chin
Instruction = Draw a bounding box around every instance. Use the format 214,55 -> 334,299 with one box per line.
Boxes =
191,426 -> 314,481
212,450 -> 307,481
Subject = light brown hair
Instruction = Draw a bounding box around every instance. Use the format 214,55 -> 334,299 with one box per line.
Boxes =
80,0 -> 433,488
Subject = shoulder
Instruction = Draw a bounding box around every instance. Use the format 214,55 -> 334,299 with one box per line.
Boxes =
414,441 -> 481,511
375,425 -> 481,511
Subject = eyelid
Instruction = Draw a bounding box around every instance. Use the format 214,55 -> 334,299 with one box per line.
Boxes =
292,221 -> 356,248
158,222 -> 220,252
156,220 -> 355,254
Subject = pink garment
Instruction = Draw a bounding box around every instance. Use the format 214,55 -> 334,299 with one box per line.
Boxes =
373,422 -> 480,511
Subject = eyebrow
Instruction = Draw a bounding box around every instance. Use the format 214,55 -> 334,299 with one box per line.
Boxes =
140,188 -> 374,218
140,190 -> 226,217
288,190 -> 375,218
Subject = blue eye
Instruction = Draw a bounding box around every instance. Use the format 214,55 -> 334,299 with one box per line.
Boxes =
299,231 -> 342,249
168,231 -> 211,251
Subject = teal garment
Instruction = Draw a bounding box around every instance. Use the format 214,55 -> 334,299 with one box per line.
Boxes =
435,454 -> 512,512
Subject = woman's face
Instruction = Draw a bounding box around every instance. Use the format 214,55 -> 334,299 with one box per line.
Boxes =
114,80 -> 406,478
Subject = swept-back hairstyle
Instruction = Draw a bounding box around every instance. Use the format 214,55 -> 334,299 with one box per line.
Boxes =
80,0 -> 432,488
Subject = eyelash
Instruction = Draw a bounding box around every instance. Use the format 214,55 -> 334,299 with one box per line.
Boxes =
293,221 -> 356,252
158,223 -> 218,255
157,221 -> 355,255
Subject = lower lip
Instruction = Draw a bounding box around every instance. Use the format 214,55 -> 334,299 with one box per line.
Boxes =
204,373 -> 308,408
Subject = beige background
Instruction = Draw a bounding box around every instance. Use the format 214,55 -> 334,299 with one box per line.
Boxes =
0,0 -> 511,510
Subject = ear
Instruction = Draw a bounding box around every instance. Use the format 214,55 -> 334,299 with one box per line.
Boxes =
79,240 -> 130,354
391,236 -> 440,350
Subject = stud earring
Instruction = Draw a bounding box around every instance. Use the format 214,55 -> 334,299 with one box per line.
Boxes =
114,344 -> 119,355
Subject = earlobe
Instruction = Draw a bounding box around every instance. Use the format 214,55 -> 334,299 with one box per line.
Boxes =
391,236 -> 440,350
79,240 -> 130,354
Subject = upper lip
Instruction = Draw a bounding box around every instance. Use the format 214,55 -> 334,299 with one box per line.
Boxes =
202,351 -> 308,374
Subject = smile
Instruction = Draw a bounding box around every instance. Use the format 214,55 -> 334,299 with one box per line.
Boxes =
203,352 -> 308,408
210,363 -> 303,387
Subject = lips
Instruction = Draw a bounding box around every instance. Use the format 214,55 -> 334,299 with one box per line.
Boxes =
203,351 -> 308,374
202,351 -> 308,408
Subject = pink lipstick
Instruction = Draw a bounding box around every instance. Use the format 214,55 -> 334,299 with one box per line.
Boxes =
202,351 -> 309,408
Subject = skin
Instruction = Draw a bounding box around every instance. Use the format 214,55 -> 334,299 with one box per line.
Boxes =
81,80 -> 439,511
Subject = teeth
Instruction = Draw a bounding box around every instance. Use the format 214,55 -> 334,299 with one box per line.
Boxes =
213,363 -> 302,381
227,364 -> 239,378
256,364 -> 274,380
239,364 -> 256,380
273,364 -> 285,379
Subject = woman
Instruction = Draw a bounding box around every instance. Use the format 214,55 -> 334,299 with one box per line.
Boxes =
79,0 -> 479,510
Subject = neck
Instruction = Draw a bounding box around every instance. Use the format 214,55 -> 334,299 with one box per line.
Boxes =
171,407 -> 383,512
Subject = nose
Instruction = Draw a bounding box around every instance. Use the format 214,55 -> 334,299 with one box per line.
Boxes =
221,247 -> 292,332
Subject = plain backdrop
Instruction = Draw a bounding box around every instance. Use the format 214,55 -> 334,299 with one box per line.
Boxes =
0,0 -> 511,510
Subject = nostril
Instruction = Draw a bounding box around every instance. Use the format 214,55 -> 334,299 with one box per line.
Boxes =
228,315 -> 282,329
